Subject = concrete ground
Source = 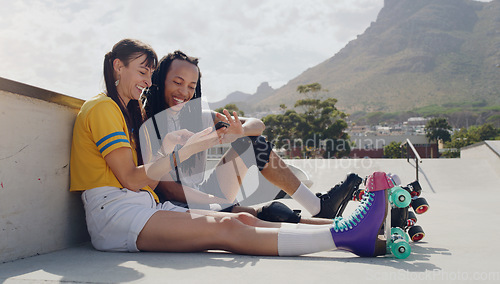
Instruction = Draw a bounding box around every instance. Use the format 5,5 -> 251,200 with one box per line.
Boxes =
1,156 -> 499,283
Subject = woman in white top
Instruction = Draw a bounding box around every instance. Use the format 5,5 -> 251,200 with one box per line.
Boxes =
72,39 -> 388,258
141,51 -> 364,223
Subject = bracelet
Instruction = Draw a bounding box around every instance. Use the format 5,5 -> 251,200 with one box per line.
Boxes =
174,150 -> 180,166
169,151 -> 176,169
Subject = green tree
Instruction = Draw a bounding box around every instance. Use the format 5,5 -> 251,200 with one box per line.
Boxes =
443,128 -> 474,158
215,103 -> 245,117
442,123 -> 499,158
384,141 -> 403,158
486,115 -> 500,128
262,109 -> 304,150
476,123 -> 498,140
297,83 -> 323,98
263,83 -> 350,158
425,117 -> 452,143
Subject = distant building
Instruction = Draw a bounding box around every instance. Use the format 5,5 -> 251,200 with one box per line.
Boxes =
349,135 -> 438,158
406,117 -> 428,126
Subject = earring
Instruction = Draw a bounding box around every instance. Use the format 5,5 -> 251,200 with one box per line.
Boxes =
115,79 -> 120,87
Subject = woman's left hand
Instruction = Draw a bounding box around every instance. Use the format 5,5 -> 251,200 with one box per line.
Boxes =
216,110 -> 244,144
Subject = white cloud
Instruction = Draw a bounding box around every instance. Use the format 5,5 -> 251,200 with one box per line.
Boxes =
0,0 -> 384,102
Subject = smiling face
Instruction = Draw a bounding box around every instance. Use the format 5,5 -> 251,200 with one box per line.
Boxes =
114,53 -> 153,104
164,59 -> 199,112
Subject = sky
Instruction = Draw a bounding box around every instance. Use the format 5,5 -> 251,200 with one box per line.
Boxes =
0,0 -> 490,103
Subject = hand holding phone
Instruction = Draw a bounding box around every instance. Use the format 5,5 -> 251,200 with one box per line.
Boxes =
214,121 -> 230,131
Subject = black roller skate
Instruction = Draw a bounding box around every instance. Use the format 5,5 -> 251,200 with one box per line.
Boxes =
404,180 -> 430,214
391,206 -> 425,242
388,174 -> 428,242
313,173 -> 363,219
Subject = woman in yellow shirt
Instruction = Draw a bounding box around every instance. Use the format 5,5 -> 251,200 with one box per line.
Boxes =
70,38 -> 391,258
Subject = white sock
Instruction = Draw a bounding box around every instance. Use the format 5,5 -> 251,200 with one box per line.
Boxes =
291,183 -> 321,216
280,222 -> 332,230
277,227 -> 336,256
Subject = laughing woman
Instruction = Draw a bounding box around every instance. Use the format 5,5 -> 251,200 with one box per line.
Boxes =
70,39 -> 388,258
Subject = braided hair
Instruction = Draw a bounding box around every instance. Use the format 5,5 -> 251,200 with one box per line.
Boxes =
141,50 -> 204,175
142,50 -> 202,130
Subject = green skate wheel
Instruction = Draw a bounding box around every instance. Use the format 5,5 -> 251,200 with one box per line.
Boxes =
388,187 -> 399,204
391,227 -> 410,243
391,188 -> 411,208
391,239 -> 411,259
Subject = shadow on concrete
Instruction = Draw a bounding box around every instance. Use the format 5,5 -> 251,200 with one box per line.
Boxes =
408,160 -> 437,193
0,241 -> 450,283
0,244 -> 255,283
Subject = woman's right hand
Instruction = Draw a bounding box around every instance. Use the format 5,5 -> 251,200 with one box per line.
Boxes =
182,127 -> 222,156
161,129 -> 194,154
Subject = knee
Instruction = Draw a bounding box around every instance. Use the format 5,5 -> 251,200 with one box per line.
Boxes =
231,206 -> 257,216
219,212 -> 259,229
231,136 -> 274,171
235,211 -> 259,225
217,215 -> 247,236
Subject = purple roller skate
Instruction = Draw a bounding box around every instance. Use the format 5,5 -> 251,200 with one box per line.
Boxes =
330,172 -> 391,257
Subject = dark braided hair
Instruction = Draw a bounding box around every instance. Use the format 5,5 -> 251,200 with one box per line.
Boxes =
103,39 -> 158,165
142,50 -> 203,175
142,50 -> 202,130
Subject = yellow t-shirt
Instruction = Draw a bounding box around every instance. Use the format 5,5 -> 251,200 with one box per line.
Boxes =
70,93 -> 158,202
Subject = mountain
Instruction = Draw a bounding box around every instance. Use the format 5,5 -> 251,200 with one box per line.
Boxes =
208,82 -> 275,112
252,0 -> 500,114
209,91 -> 252,110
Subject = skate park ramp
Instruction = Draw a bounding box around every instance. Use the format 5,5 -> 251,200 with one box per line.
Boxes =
1,150 -> 499,283
1,78 -> 500,283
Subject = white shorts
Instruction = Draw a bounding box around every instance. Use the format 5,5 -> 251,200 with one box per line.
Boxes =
81,186 -> 188,252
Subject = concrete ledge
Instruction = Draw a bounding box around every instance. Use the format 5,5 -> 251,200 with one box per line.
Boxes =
0,77 -> 83,110
0,78 -> 87,263
461,140 -> 500,159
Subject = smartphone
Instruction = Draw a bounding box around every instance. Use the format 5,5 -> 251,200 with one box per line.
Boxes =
214,121 -> 230,131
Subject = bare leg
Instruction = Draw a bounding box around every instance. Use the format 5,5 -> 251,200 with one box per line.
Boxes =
215,148 -> 321,218
260,151 -> 301,195
230,205 -> 257,215
297,217 -> 332,224
216,149 -> 301,197
136,210 -> 280,255
229,205 -> 332,225
214,148 -> 249,202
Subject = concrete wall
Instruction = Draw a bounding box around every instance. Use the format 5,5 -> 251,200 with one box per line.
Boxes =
0,77 -> 87,263
461,141 -> 500,176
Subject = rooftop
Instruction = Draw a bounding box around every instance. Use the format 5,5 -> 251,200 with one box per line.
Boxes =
1,77 -> 499,283
1,153 -> 499,283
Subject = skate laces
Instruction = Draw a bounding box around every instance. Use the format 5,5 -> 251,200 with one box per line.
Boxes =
332,191 -> 375,233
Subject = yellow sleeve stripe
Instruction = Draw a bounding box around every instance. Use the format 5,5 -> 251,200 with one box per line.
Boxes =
96,132 -> 130,154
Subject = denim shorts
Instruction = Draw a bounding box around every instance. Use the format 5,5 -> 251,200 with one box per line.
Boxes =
82,186 -> 187,252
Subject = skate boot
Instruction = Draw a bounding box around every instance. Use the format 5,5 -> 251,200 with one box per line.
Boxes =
329,172 -> 390,257
313,173 -> 363,219
406,181 -> 430,214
